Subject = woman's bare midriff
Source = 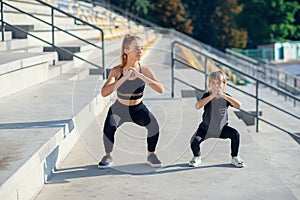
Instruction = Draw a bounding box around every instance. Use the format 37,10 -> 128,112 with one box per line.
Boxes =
117,98 -> 143,106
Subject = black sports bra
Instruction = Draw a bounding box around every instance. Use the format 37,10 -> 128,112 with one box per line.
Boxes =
116,64 -> 145,100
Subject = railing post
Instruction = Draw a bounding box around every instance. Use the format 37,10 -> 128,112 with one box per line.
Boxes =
101,30 -> 106,79
1,0 -> 4,42
171,42 -> 175,98
51,7 -> 55,65
294,78 -> 297,107
256,81 -> 259,132
204,57 -> 208,90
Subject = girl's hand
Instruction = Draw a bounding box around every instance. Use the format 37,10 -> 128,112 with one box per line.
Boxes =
211,91 -> 217,99
211,89 -> 220,99
212,88 -> 225,99
217,89 -> 226,98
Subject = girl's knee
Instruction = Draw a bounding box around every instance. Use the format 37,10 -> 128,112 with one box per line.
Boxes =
231,129 -> 240,141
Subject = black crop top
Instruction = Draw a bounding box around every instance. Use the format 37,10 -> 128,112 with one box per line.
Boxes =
116,65 -> 145,100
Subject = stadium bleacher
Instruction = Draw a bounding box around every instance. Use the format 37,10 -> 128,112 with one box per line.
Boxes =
0,0 -> 299,200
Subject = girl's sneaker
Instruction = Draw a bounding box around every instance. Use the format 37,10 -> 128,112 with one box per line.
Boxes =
189,156 -> 201,167
231,156 -> 245,168
98,155 -> 113,169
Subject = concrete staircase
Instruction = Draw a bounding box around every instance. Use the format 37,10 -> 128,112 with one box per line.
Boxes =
0,0 -> 112,199
0,1 -> 299,200
0,0 -> 159,198
34,36 -> 300,200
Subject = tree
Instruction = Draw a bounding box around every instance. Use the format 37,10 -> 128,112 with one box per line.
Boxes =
149,0 -> 193,34
109,0 -> 150,16
182,0 -> 218,46
212,0 -> 247,49
237,0 -> 300,47
182,0 -> 246,49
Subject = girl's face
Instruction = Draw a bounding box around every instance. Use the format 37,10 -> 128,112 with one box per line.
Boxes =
125,39 -> 143,62
209,78 -> 226,93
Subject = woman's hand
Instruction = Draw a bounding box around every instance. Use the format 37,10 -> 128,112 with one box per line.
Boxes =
128,67 -> 142,79
124,68 -> 134,79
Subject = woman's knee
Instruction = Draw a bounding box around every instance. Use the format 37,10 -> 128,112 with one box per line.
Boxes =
143,113 -> 159,134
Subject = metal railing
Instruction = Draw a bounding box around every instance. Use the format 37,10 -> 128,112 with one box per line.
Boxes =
226,48 -> 300,96
171,40 -> 300,137
0,0 -> 106,78
177,35 -> 300,99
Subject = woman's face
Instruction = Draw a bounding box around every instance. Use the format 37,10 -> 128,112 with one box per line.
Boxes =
125,39 -> 143,62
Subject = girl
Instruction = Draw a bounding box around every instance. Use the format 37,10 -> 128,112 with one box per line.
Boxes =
189,71 -> 245,168
98,33 -> 164,168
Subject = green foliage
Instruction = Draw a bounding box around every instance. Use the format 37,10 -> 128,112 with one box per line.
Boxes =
109,0 -> 150,16
107,0 -> 300,49
237,0 -> 300,47
182,0 -> 246,49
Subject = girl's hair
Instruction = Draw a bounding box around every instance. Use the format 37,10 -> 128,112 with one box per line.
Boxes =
120,33 -> 143,67
209,71 -> 226,83
208,70 -> 227,90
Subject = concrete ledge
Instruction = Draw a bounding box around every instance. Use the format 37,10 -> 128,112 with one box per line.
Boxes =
0,52 -> 57,75
11,46 -> 43,53
0,39 -> 28,52
0,31 -> 12,41
0,52 -> 58,99
0,77 -> 110,200
27,30 -> 100,46
48,61 -> 74,79
5,25 -> 34,39
44,40 -> 101,61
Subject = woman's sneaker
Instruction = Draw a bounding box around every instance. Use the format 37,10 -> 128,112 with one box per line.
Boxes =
189,156 -> 201,167
231,156 -> 245,168
98,155 -> 113,169
147,154 -> 161,168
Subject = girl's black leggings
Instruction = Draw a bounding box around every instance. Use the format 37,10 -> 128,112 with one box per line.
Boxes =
190,125 -> 240,157
103,101 -> 159,153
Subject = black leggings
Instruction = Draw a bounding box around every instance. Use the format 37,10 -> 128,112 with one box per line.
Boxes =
190,125 -> 240,157
103,101 -> 159,153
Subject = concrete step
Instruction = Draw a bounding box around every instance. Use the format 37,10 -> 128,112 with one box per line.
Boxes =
4,24 -> 34,39
10,45 -> 44,53
27,29 -> 100,46
0,52 -> 58,99
0,74 -> 110,200
48,60 -> 74,79
3,12 -> 76,28
43,39 -> 102,61
4,0 -> 59,16
0,31 -> 12,41
58,67 -> 90,81
0,39 -> 28,51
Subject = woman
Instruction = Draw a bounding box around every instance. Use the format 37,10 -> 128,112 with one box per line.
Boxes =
98,33 -> 164,168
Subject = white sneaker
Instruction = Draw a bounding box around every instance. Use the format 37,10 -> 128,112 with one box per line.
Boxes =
189,156 -> 201,167
231,156 -> 245,168
98,155 -> 113,169
147,153 -> 161,168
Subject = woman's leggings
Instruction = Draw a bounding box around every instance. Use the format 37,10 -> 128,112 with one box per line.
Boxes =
103,101 -> 159,153
190,125 -> 240,157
